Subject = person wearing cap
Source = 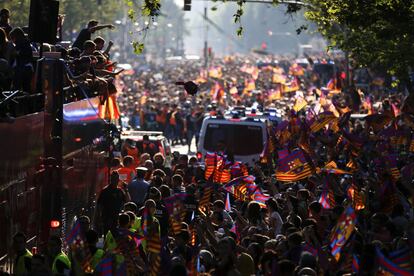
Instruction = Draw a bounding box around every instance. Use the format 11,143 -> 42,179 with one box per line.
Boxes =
128,166 -> 150,207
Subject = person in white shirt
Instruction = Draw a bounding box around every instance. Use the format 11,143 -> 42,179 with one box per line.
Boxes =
266,198 -> 284,238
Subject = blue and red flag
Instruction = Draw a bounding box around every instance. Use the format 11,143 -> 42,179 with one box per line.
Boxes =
95,256 -> 113,276
389,246 -> 413,270
275,149 -> 313,182
330,206 -> 357,261
66,220 -> 83,245
225,193 -> 231,212
352,254 -> 360,274
376,247 -> 414,276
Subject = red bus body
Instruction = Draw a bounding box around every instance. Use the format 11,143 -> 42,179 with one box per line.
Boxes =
0,59 -> 107,269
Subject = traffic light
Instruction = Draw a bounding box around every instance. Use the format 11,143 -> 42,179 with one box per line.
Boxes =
183,0 -> 191,11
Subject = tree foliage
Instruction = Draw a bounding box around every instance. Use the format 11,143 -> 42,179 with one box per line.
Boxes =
293,0 -> 414,85
3,0 -> 121,33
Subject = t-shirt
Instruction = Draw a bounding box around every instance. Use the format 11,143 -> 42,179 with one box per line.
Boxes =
97,186 -> 126,218
270,211 -> 284,236
154,202 -> 169,237
72,28 -> 91,50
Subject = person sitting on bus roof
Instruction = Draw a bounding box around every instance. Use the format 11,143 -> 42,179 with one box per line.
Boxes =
47,235 -> 71,276
12,232 -> 32,276
72,20 -> 114,51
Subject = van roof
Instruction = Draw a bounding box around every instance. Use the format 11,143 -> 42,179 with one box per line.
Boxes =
121,130 -> 165,141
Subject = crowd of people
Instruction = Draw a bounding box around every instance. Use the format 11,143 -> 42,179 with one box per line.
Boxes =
1,5 -> 414,276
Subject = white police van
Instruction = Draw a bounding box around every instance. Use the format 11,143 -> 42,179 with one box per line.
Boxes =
197,113 -> 270,166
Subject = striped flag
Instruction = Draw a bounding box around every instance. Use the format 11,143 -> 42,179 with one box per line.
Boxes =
204,152 -> 219,181
199,185 -> 213,210
379,179 -> 399,213
309,112 -> 337,133
389,247 -> 413,270
225,193 -> 231,212
376,247 -> 414,276
302,242 -> 319,256
319,178 -> 335,209
283,76 -> 300,92
95,256 -> 113,276
346,158 -> 358,171
170,217 -> 182,236
204,152 -> 231,184
386,154 -> 401,182
352,254 -> 360,274
141,208 -> 150,236
347,182 -> 365,211
98,95 -> 120,120
66,220 -> 83,245
293,97 -> 308,112
275,149 -> 313,182
66,220 -> 93,273
330,206 -> 356,261
233,184 -> 248,201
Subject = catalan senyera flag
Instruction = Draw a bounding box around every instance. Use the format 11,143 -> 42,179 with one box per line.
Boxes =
199,185 -> 213,210
309,112 -> 337,133
347,183 -> 365,211
204,152 -> 223,181
99,95 -> 120,120
346,158 -> 358,171
385,154 -> 401,182
330,206 -> 357,261
210,82 -> 225,102
223,175 -> 255,202
268,88 -> 282,100
245,79 -> 256,92
293,97 -> 308,112
204,153 -> 231,184
208,66 -> 223,79
275,149 -> 313,182
289,63 -> 305,76
272,73 -> 286,84
283,77 -> 300,92
229,86 -> 238,95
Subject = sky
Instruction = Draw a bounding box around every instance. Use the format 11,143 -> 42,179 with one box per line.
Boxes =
174,0 -> 322,56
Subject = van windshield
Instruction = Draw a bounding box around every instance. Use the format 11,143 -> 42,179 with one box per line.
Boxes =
204,123 -> 264,155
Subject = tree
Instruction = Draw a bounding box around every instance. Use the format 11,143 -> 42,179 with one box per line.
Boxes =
2,0 -> 121,39
289,0 -> 414,90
